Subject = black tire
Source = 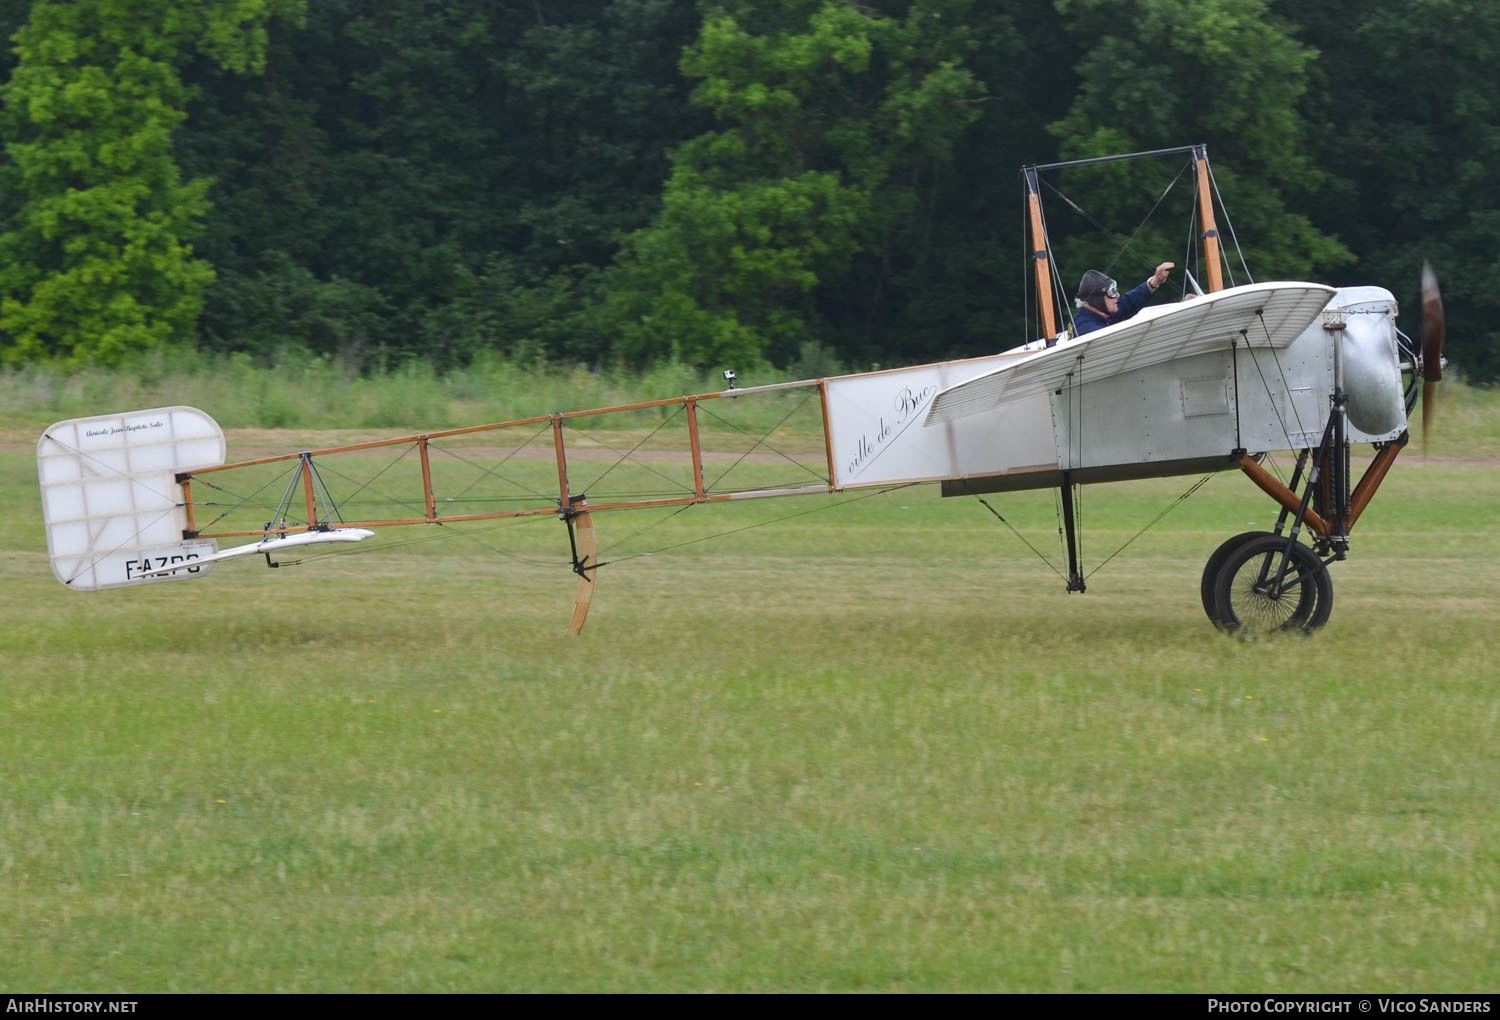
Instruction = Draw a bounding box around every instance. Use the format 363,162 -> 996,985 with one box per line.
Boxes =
1213,534 -> 1334,635
1201,531 -> 1273,628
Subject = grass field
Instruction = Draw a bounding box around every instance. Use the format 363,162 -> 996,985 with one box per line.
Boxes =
2,374 -> 1498,992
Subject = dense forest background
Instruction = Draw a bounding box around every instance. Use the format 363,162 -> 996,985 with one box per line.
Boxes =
1,0 -> 1495,382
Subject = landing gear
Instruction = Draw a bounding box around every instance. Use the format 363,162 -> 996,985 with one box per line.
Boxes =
1207,533 -> 1333,635
1210,394 -> 1344,634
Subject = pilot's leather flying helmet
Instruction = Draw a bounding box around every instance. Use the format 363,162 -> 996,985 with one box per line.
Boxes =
1076,270 -> 1119,307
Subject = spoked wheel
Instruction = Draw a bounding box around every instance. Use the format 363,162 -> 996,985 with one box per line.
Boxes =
1212,534 -> 1334,635
1200,531 -> 1272,628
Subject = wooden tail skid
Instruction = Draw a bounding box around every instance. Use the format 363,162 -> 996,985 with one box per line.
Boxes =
566,497 -> 597,636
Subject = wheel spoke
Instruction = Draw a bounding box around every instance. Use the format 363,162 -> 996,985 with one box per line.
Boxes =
1232,575 -> 1301,629
1213,534 -> 1331,635
1200,531 -> 1272,629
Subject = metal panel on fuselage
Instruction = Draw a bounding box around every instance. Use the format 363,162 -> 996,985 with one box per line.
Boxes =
1046,325 -> 1335,475
1231,323 -> 1335,453
1051,348 -> 1241,471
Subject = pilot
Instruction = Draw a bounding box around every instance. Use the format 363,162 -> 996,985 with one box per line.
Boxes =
1073,262 -> 1174,336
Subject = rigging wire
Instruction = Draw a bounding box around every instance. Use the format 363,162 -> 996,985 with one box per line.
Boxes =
193,463 -> 306,528
1039,168 -> 1181,280
1073,482 -> 1083,571
1084,472 -> 1217,580
701,390 -> 820,491
40,431 -> 181,508
1034,190 -> 1074,337
1237,331 -> 1296,451
598,483 -> 919,568
283,512 -> 558,569
696,394 -> 827,485
314,450 -> 429,513
1205,160 -> 1254,285
434,519 -> 570,568
429,423 -> 556,502
1041,177 -> 1138,265
573,406 -> 690,494
1246,312 -> 1311,451
1071,381 -> 1085,572
1183,192 -> 1200,300
1260,450 -> 1288,487
1051,485 -> 1067,567
1102,158 -> 1192,277
62,508 -> 178,586
594,501 -> 700,561
977,496 -> 1069,585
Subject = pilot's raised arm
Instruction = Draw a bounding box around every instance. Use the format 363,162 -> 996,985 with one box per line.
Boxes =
1072,262 -> 1173,336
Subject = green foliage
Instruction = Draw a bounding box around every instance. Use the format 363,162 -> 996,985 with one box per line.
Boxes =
1288,0 -> 1500,382
610,165 -> 867,368
178,0 -> 703,370
407,258 -> 611,371
3,0 -> 1498,381
608,0 -> 986,370
1047,0 -> 1351,299
0,0 -> 301,366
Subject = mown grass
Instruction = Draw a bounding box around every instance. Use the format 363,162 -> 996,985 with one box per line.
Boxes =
1,373 -> 1497,992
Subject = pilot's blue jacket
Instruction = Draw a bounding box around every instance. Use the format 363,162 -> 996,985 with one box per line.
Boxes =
1073,280 -> 1155,337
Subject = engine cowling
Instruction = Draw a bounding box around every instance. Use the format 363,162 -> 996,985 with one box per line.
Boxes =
1326,287 -> 1406,438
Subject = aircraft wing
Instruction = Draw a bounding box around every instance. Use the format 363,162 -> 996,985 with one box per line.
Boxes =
924,282 -> 1337,427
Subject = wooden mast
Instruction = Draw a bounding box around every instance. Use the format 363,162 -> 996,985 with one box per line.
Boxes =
1024,166 -> 1059,340
1191,144 -> 1225,293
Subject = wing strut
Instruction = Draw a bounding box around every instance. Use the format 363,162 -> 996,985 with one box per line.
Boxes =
1059,472 -> 1086,593
1024,166 -> 1060,341
1191,145 -> 1225,293
263,450 -> 346,536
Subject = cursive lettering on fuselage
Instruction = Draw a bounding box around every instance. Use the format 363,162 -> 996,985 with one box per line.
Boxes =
846,384 -> 938,478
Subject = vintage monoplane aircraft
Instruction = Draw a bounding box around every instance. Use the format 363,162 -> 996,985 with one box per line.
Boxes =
35,144 -> 1446,635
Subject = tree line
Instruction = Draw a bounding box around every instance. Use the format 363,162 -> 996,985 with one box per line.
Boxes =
1,0 -> 1496,382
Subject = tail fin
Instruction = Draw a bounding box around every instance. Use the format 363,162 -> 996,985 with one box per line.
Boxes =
37,406 -> 225,591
